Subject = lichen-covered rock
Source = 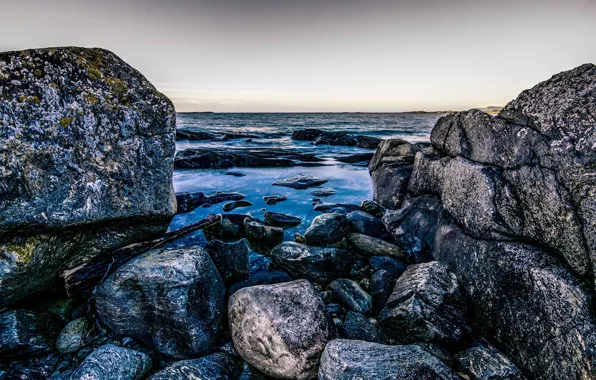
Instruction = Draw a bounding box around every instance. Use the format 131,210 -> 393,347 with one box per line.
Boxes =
304,213 -> 350,246
455,339 -> 525,380
319,339 -> 458,379
379,261 -> 469,344
70,344 -> 151,380
95,246 -> 225,359
0,309 -> 60,360
56,317 -> 87,354
149,352 -> 243,380
205,239 -> 250,284
327,279 -> 373,315
229,280 -> 336,380
0,47 -> 176,307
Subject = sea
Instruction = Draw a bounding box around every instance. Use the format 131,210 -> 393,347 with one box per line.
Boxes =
170,112 -> 444,242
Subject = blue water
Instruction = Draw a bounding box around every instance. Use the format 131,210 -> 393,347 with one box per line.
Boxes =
171,113 -> 443,240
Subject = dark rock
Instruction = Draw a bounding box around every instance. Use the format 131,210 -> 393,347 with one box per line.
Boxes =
244,218 -> 284,250
310,187 -> 337,197
223,200 -> 253,212
205,239 -> 250,284
327,279 -> 373,315
304,213 -> 350,246
238,364 -> 272,380
225,171 -> 247,177
360,200 -> 385,218
223,133 -> 261,140
326,303 -> 348,320
176,192 -> 246,214
291,129 -> 324,140
341,312 -> 386,343
369,256 -> 407,278
175,148 -> 324,169
272,175 -> 328,189
336,153 -> 375,163
228,271 -> 293,296
229,280 -> 336,379
0,47 -> 176,307
56,317 -> 88,354
264,211 -> 302,228
348,233 -> 405,259
263,194 -> 287,205
70,344 -> 152,380
315,132 -> 381,149
455,339 -> 525,380
248,250 -> 272,274
319,339 -> 458,379
203,214 -> 249,241
271,242 -> 351,285
95,246 -> 225,359
0,309 -> 60,360
313,202 -> 361,214
176,129 -> 218,141
149,352 -> 243,380
370,270 -> 399,314
347,210 -> 386,237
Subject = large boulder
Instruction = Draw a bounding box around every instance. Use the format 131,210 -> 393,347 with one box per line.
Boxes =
0,47 -> 176,307
229,280 -> 336,379
95,246 -> 225,359
319,339 -> 458,379
70,344 -> 152,380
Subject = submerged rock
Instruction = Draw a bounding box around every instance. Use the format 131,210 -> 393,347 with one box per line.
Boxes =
264,211 -> 302,228
304,213 -> 350,246
149,352 -> 243,380
0,47 -> 177,307
229,280 -> 336,379
310,187 -> 337,197
70,344 -> 152,380
205,239 -> 250,284
176,129 -> 218,141
273,175 -> 328,189
263,194 -> 287,205
223,200 -> 253,212
176,192 -> 246,213
0,310 -> 60,360
313,203 -> 361,214
291,129 -> 381,149
95,246 -> 225,359
175,148 -> 324,169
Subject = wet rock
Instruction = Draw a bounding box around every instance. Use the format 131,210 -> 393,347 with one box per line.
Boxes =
319,339 -> 458,379
203,214 -> 249,241
263,194 -> 287,205
455,339 -> 525,380
176,129 -> 218,141
223,200 -> 253,212
336,153 -> 375,164
304,213 -> 350,246
70,344 -> 152,380
326,303 -> 348,321
291,129 -> 324,140
56,317 -> 88,354
327,279 -> 373,315
360,200 -> 385,218
313,202 -> 361,214
244,218 -> 284,249
149,352 -> 243,380
226,171 -> 247,177
205,239 -> 250,284
341,312 -> 386,344
379,261 -> 469,344
368,256 -> 407,278
0,47 -> 177,307
348,233 -> 405,259
272,175 -> 328,189
347,210 -> 386,237
310,187 -> 337,197
370,268 -> 403,314
95,246 -> 225,359
228,270 -> 293,296
264,211 -> 302,228
271,242 -> 351,285
176,192 -> 246,214
229,280 -> 336,379
0,310 -> 60,360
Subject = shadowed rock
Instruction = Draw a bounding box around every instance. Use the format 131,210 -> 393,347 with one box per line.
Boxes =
175,148 -> 325,169
0,310 -> 60,360
304,213 -> 350,246
264,211 -> 302,228
273,175 -> 328,189
455,339 -> 525,380
327,279 -> 373,315
176,192 -> 246,214
70,344 -> 152,380
149,352 -> 243,380
205,239 -> 250,284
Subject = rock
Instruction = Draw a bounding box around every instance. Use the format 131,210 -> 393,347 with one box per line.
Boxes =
228,270 -> 293,296
264,211 -> 302,228
291,129 -> 324,140
341,312 -> 386,344
370,270 -> 398,315
455,339 -> 524,380
273,175 -> 328,189
263,194 -> 287,205
313,202 -> 361,214
0,310 -> 60,360
223,200 -> 253,212
336,153 -> 375,163
95,246 -> 225,359
319,339 -> 458,379
70,344 -> 152,380
310,187 -> 337,197
225,171 -> 246,177
149,352 -> 243,380
271,242 -> 351,284
205,239 -> 250,284
176,192 -> 246,213
0,47 -> 176,307
203,214 -> 249,241
229,280 -> 336,379
346,210 -> 386,238
176,129 -> 218,141
56,317 -> 87,354
348,233 -> 405,260
368,256 -> 407,278
291,129 -> 381,149
360,200 -> 385,218
238,364 -> 271,380
327,279 -> 373,315
244,218 -> 284,249
379,261 -> 469,345
304,213 -> 350,246
326,303 -> 348,320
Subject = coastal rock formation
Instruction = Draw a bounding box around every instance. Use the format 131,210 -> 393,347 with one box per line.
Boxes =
176,191 -> 246,213
0,47 -> 176,307
291,129 -> 381,149
95,246 -> 225,359
205,239 -> 250,284
375,64 -> 596,379
175,148 -> 325,169
273,175 -> 328,189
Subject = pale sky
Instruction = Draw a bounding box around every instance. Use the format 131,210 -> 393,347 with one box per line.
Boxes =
1,0 -> 595,112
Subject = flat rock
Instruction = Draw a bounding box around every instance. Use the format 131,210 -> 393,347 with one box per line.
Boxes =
244,217 -> 284,250
205,239 -> 250,284
175,148 -> 324,169
0,309 -> 60,360
229,280 -> 336,379
264,211 -> 302,228
360,200 -> 385,218
327,279 -> 373,315
223,200 -> 253,212
263,194 -> 287,205
273,175 -> 328,189
304,213 -> 350,246
313,203 -> 361,214
95,246 -> 225,359
348,233 -> 405,260
310,187 -> 337,197
176,129 -> 218,141
149,352 -> 243,380
70,344 -> 152,380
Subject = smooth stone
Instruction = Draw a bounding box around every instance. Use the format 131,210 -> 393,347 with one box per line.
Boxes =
228,270 -> 293,296
341,312 -> 386,344
327,279 -> 373,315
70,344 -> 152,380
346,210 -> 386,238
229,280 -> 336,379
205,239 -> 250,284
264,211 -> 302,228
272,175 -> 328,189
225,171 -> 247,177
0,309 -> 60,360
313,203 -> 361,214
304,213 -> 350,246
310,187 -> 337,197
263,194 -> 287,205
56,317 -> 87,354
223,200 -> 253,212
149,352 -> 243,380
348,233 -> 405,260
455,339 -> 524,380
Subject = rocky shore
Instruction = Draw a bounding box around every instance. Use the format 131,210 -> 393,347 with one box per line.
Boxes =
0,47 -> 594,379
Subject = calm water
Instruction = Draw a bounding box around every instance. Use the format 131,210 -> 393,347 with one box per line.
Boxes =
170,113 -> 443,241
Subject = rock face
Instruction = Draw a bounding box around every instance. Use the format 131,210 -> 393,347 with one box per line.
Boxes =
0,309 -> 60,360
95,246 -> 225,359
70,344 -> 152,380
375,64 -> 596,379
149,352 -> 243,380
319,339 -> 458,379
0,47 -> 176,307
229,280 -> 337,379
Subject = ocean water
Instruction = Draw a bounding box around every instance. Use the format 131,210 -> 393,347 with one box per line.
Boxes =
170,113 -> 444,241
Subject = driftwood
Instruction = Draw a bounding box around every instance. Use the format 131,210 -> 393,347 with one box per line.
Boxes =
63,214 -> 223,295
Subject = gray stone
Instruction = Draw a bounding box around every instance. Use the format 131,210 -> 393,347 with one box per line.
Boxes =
263,194 -> 287,205
313,203 -> 360,214
56,318 -> 87,354
223,200 -> 253,212
0,309 -> 60,360
346,210 -> 386,237
455,339 -> 525,380
347,233 -> 405,260
264,211 -> 302,228
205,239 -> 250,284
70,344 -> 151,380
149,352 -> 243,380
0,47 -> 176,308
229,280 -> 336,380
304,213 -> 350,246
341,312 -> 386,344
95,246 -> 225,359
327,279 -> 373,315
310,187 -> 337,197
272,175 -> 328,189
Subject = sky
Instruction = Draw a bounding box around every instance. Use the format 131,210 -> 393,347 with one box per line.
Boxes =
0,0 -> 595,112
